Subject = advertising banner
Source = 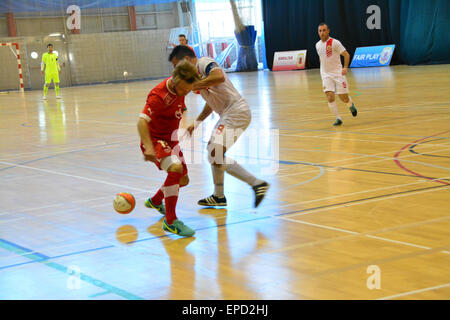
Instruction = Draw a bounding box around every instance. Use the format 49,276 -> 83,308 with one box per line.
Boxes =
350,45 -> 395,68
273,50 -> 307,71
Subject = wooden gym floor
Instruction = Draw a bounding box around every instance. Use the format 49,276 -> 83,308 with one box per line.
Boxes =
0,64 -> 449,300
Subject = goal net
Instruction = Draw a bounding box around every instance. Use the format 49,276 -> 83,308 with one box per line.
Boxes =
0,43 -> 24,92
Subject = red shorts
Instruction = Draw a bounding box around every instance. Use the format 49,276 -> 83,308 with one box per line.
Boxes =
140,139 -> 187,175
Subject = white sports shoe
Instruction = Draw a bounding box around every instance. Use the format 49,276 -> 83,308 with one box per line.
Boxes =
42,96 -> 47,100
56,95 -> 61,99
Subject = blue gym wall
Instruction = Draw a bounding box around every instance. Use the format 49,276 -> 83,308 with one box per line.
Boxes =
262,0 -> 450,69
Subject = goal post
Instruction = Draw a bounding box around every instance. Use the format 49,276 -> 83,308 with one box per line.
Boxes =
0,42 -> 24,92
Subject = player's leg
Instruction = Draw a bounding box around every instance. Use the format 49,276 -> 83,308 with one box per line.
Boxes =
199,116 -> 269,208
145,142 -> 189,216
55,82 -> 60,98
146,174 -> 188,214
222,154 -> 269,208
221,112 -> 269,207
337,77 -> 357,117
323,78 -> 342,126
43,83 -> 49,99
43,73 -> 51,99
54,72 -> 61,98
161,159 -> 195,237
325,92 -> 342,126
140,141 -> 165,214
197,141 -> 228,207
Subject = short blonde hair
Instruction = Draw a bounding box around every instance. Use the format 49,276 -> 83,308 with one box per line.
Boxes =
172,60 -> 200,84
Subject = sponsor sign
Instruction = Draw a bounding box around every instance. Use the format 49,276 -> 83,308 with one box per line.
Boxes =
350,45 -> 395,68
273,50 -> 307,71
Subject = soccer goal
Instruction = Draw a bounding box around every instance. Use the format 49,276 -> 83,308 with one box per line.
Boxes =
0,42 -> 25,92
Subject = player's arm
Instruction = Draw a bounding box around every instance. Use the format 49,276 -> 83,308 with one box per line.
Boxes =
341,50 -> 350,75
193,68 -> 225,90
186,104 -> 213,135
137,117 -> 157,163
41,56 -> 45,75
57,58 -> 61,74
196,103 -> 213,122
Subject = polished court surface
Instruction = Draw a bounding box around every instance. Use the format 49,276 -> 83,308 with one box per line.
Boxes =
0,65 -> 449,300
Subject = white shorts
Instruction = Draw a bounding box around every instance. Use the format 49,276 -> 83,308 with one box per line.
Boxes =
210,101 -> 251,150
322,76 -> 349,94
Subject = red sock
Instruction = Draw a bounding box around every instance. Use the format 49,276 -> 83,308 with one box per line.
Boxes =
163,172 -> 182,225
151,188 -> 164,205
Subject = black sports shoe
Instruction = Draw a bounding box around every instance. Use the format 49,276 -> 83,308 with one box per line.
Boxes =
252,182 -> 270,208
349,103 -> 358,117
198,195 -> 227,207
333,118 -> 343,126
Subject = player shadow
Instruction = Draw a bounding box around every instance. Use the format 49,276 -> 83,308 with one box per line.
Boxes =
197,207 -> 262,299
198,207 -> 228,215
145,216 -> 196,299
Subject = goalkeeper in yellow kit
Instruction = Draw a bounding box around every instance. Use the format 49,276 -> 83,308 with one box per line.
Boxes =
41,43 -> 62,99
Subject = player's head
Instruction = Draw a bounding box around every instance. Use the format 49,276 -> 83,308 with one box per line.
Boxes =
318,23 -> 330,41
178,34 -> 188,46
47,43 -> 53,52
171,60 -> 200,96
169,45 -> 197,67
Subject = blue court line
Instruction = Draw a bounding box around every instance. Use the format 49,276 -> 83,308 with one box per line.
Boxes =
88,291 -> 112,298
0,238 -> 144,300
409,137 -> 450,159
254,153 -> 450,182
0,184 -> 448,272
279,160 -> 301,165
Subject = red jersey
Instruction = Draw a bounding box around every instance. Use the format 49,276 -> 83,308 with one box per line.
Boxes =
139,77 -> 186,142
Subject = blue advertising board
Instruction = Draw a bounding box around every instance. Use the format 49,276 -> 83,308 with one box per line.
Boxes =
350,45 -> 395,68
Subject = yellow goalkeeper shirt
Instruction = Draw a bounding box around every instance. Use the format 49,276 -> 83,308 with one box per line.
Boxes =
41,52 -> 60,74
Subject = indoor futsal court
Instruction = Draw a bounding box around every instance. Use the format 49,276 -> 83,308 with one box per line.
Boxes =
1,0 -> 449,302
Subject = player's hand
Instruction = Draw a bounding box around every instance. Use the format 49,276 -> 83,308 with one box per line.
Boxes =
143,148 -> 157,163
342,67 -> 348,76
41,71 -> 44,75
186,124 -> 195,136
59,70 -> 62,74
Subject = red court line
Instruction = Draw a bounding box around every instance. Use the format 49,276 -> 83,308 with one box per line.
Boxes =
394,130 -> 450,185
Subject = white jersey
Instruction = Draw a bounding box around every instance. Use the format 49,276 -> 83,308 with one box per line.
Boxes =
196,57 -> 248,116
316,37 -> 346,78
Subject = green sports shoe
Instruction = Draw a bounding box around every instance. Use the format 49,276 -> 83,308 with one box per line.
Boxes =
145,198 -> 165,215
163,219 -> 195,237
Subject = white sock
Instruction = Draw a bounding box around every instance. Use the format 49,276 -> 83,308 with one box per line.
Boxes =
212,165 -> 225,198
328,101 -> 341,119
346,96 -> 353,107
224,158 -> 264,187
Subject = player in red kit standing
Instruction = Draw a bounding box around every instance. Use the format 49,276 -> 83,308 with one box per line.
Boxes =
137,61 -> 200,237
316,23 -> 358,126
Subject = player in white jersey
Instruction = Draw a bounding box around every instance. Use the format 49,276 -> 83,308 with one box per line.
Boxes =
169,45 -> 269,208
316,23 -> 358,126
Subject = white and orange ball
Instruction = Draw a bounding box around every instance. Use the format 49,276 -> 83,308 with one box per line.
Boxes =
113,193 -> 135,214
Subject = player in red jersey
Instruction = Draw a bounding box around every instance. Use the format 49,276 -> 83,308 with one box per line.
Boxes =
137,61 -> 200,237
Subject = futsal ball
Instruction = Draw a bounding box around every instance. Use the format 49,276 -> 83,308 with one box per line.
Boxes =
113,193 -> 135,214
